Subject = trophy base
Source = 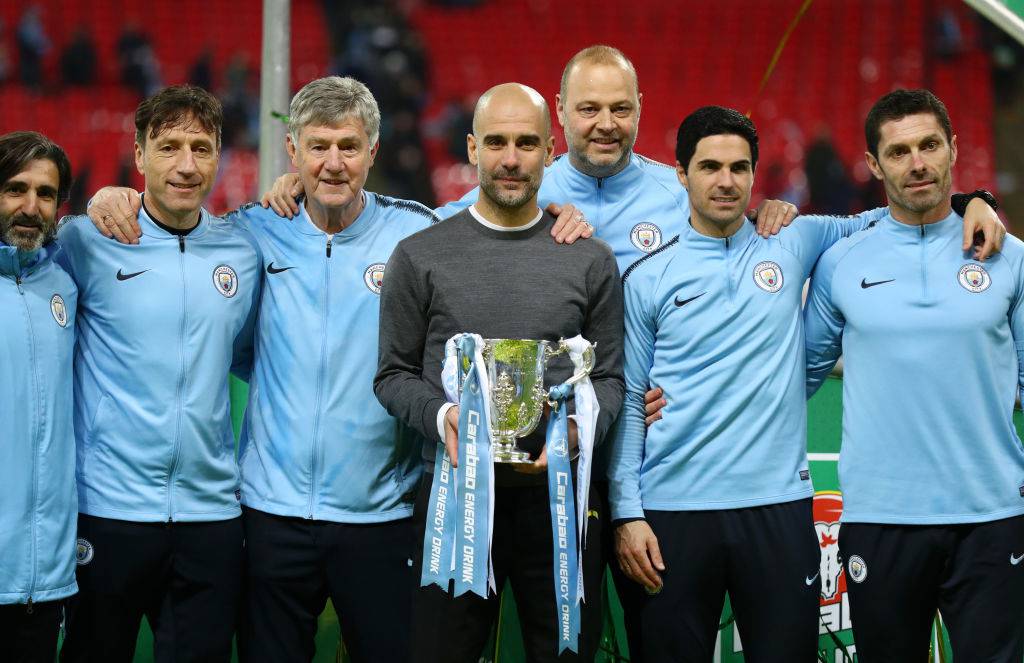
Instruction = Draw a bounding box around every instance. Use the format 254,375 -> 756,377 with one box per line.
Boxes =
492,443 -> 532,464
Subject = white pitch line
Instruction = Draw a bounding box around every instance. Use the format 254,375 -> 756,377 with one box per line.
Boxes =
807,453 -> 840,462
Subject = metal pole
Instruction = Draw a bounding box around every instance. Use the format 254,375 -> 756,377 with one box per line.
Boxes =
258,0 -> 291,194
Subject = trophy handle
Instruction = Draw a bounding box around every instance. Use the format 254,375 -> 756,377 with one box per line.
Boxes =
547,339 -> 595,388
562,342 -> 595,387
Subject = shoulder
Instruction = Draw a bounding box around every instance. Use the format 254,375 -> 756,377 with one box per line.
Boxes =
55,214 -> 108,255
395,208 -> 468,254
372,193 -> 440,229
621,233 -> 681,285
816,222 -> 881,277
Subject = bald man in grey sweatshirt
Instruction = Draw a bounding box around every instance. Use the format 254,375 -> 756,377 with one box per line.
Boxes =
374,83 -> 623,662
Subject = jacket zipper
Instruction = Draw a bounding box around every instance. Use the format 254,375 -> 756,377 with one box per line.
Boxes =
167,236 -> 188,521
919,225 -> 928,301
308,236 -> 332,518
16,273 -> 41,606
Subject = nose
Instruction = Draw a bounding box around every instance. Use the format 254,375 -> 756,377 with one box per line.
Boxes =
909,149 -> 927,172
499,143 -> 520,170
176,147 -> 198,176
324,145 -> 344,172
595,108 -> 615,132
715,168 -> 737,190
21,190 -> 40,217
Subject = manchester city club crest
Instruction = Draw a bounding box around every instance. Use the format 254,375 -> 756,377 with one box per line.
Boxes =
753,261 -> 784,293
847,555 -> 867,583
50,293 -> 68,327
213,265 -> 238,298
364,262 -> 386,294
958,263 -> 991,293
630,222 -> 663,253
76,538 -> 94,565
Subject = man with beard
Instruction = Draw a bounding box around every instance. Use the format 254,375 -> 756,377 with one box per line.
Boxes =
57,86 -> 262,662
804,89 -> 1024,661
374,83 -> 624,662
0,131 -> 77,663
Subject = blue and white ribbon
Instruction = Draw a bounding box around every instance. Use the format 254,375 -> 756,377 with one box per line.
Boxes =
546,334 -> 599,654
421,334 -> 496,597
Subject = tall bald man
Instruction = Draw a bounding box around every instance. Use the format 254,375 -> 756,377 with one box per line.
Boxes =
375,83 -> 624,662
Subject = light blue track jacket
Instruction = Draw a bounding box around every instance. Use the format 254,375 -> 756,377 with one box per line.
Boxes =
609,210 -> 883,520
805,211 -> 1024,524
1,241 -> 78,604
56,208 -> 261,522
436,152 -> 687,272
236,193 -> 435,522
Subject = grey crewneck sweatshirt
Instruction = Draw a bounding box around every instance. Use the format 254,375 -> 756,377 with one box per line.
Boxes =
374,208 -> 624,482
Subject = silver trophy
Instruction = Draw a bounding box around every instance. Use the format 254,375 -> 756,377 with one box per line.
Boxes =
458,338 -> 595,463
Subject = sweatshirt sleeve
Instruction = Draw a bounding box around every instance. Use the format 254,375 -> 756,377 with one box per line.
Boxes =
607,266 -> 657,520
786,207 -> 887,277
374,242 -> 449,443
803,246 -> 846,398
583,249 -> 625,443
433,186 -> 480,221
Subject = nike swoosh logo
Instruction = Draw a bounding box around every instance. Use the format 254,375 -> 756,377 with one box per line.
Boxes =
860,278 -> 895,289
805,573 -> 819,585
674,292 -> 706,307
266,262 -> 295,274
116,269 -> 149,281
1011,553 -> 1024,565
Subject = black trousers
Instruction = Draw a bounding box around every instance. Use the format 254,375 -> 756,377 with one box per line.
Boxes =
60,514 -> 244,663
640,499 -> 821,663
411,476 -> 605,663
0,600 -> 62,663
239,507 -> 416,663
840,514 -> 1024,662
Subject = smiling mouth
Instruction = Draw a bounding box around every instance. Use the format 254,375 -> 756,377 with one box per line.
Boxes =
321,179 -> 348,187
905,180 -> 936,190
169,182 -> 199,191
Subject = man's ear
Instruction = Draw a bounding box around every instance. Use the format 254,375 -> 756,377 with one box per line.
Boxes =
676,161 -> 689,191
864,151 -> 884,181
467,133 -> 479,167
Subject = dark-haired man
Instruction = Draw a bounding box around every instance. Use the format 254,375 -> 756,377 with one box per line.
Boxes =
605,104 -> 1009,662
0,131 -> 77,663
805,89 -> 1024,661
58,85 -> 261,662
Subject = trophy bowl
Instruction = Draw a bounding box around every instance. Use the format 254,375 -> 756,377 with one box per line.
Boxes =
457,338 -> 594,463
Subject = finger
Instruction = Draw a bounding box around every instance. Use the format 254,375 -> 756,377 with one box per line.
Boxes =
513,448 -> 548,474
444,431 -> 459,468
962,217 -> 977,251
648,537 -> 666,572
269,196 -> 288,218
560,218 -> 589,245
551,209 -> 576,243
644,398 -> 666,417
629,548 -> 661,590
286,185 -> 301,215
644,411 -> 662,427
781,203 -> 798,227
976,229 -> 996,262
545,202 -> 564,218
755,208 -> 772,238
644,387 -> 663,406
107,218 -> 132,245
115,197 -> 140,243
93,215 -> 113,238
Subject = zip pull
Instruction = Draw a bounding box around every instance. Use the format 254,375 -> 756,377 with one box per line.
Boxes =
26,597 -> 33,615
326,236 -> 333,258
15,275 -> 24,293
178,236 -> 185,253
920,225 -> 925,238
